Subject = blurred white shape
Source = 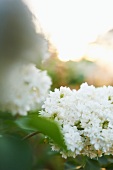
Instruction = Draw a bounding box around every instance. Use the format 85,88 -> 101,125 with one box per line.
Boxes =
0,63 -> 52,115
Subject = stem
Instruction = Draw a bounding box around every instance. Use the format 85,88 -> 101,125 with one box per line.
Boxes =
22,131 -> 40,140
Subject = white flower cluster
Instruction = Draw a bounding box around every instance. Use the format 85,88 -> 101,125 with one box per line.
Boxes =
0,64 -> 51,116
40,83 -> 113,158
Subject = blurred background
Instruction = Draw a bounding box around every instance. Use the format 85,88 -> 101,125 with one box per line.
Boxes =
26,0 -> 113,90
1,0 -> 113,169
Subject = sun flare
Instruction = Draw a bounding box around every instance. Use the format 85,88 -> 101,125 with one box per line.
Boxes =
26,0 -> 113,64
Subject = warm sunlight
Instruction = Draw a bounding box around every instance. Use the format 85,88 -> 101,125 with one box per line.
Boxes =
26,0 -> 113,63
86,44 -> 113,69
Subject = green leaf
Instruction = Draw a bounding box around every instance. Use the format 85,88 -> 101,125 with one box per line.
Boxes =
65,156 -> 86,170
106,163 -> 113,170
107,155 -> 113,164
98,156 -> 109,167
16,115 -> 67,150
65,164 -> 82,170
84,159 -> 100,170
0,135 -> 32,170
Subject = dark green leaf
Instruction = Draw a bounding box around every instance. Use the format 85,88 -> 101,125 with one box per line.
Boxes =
107,155 -> 113,164
65,163 -> 83,170
106,163 -> 113,170
98,156 -> 109,167
65,156 -> 86,170
84,159 -> 100,170
0,135 -> 32,170
64,163 -> 76,170
16,115 -> 67,150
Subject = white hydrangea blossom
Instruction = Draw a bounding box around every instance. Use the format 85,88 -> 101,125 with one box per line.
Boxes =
40,83 -> 113,158
0,64 -> 51,116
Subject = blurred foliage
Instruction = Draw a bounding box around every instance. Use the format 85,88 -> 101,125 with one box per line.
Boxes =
41,52 -> 113,90
0,135 -> 32,170
0,112 -> 66,170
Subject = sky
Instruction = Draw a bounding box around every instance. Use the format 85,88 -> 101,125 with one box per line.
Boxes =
26,0 -> 113,65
